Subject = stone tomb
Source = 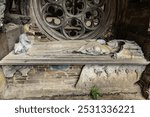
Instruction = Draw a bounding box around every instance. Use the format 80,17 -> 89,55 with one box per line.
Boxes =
0,36 -> 149,99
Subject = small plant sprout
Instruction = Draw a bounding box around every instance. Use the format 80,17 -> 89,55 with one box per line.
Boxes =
90,86 -> 102,100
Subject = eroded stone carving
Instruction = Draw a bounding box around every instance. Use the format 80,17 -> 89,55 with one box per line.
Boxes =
74,40 -> 145,59
2,66 -> 31,78
14,33 -> 34,54
76,65 -> 146,93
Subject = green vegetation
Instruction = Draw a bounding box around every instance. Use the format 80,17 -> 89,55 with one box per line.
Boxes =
90,86 -> 102,100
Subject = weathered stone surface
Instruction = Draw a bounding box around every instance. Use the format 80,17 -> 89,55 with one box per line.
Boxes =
2,66 -> 17,78
2,65 -> 84,99
74,40 -> 124,56
75,41 -> 112,55
14,33 -> 33,54
75,40 -> 145,60
2,66 -> 31,78
1,65 -> 145,100
5,23 -> 23,51
0,0 -> 5,29
116,40 -> 144,59
0,23 -> 22,59
0,68 -> 6,95
2,66 -> 143,100
0,32 -> 9,60
76,65 -> 146,94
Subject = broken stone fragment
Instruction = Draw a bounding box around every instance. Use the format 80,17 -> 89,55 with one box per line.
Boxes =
14,33 -> 33,54
2,66 -> 31,78
74,40 -> 125,56
76,65 -> 146,94
2,66 -> 19,78
115,41 -> 145,59
74,40 -> 145,60
115,48 -> 132,59
19,67 -> 32,77
107,40 -> 123,49
74,41 -> 111,55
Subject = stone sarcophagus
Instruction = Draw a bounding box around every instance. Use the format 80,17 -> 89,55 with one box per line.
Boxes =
0,0 -> 150,99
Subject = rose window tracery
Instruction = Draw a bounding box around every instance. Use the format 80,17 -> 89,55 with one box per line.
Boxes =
32,0 -> 115,40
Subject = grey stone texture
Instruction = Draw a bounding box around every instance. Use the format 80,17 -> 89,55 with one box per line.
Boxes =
0,65 -> 145,99
75,40 -> 145,60
0,0 -> 5,28
0,23 -> 22,59
2,66 -> 31,78
0,68 -> 6,96
14,33 -> 32,54
76,65 -> 146,94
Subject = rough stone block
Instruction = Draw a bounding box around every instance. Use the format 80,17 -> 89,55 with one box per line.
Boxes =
76,65 -> 146,94
0,23 -> 22,59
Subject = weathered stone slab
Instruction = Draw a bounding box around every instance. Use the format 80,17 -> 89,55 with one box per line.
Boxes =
76,65 -> 146,94
2,65 -> 84,99
0,40 -> 149,65
1,65 -> 145,100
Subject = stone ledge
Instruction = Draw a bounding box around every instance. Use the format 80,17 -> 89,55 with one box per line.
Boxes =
0,40 -> 149,65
